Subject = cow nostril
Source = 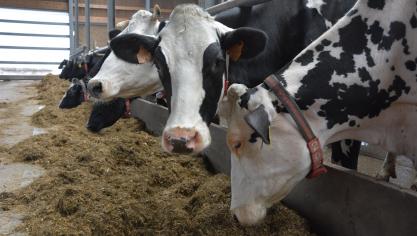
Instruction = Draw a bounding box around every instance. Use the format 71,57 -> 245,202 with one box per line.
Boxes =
88,82 -> 102,97
170,138 -> 193,154
93,83 -> 102,94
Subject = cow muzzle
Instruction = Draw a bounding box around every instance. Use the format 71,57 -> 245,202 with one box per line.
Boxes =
162,127 -> 203,154
232,203 -> 267,225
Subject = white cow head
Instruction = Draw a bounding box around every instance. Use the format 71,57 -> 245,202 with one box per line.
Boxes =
222,84 -> 311,225
87,6 -> 163,100
110,4 -> 268,154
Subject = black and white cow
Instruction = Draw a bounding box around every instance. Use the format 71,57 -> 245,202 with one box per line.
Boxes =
222,0 -> 417,224
85,7 -> 165,132
109,1 -> 359,156
58,42 -> 114,109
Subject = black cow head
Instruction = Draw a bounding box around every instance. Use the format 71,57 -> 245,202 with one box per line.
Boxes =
86,98 -> 127,132
59,78 -> 86,109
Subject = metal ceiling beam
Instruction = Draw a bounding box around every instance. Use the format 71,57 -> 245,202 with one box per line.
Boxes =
206,0 -> 272,15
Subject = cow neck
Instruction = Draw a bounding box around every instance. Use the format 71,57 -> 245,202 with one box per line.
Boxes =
263,74 -> 327,179
79,79 -> 89,102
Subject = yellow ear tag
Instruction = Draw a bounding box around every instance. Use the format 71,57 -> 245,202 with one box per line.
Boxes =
137,46 -> 152,64
227,41 -> 244,62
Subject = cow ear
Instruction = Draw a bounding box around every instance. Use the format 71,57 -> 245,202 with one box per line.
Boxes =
244,105 -> 271,144
152,4 -> 161,20
58,59 -> 67,69
110,33 -> 158,64
116,20 -> 129,30
221,27 -> 268,62
108,29 -> 121,40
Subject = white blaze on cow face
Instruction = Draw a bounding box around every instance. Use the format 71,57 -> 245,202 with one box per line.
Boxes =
87,9 -> 162,100
222,84 -> 311,225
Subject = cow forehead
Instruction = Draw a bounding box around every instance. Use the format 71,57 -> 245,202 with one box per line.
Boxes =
159,22 -> 219,65
127,10 -> 157,35
158,5 -> 229,67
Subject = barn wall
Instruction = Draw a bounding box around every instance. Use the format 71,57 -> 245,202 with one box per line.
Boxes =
0,0 -> 199,48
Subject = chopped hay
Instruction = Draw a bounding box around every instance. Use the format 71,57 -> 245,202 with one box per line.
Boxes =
0,75 -> 315,235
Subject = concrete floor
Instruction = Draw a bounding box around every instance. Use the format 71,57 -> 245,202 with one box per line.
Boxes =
0,80 -> 45,235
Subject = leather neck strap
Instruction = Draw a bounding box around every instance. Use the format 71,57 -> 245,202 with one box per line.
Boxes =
79,79 -> 89,102
264,75 -> 327,178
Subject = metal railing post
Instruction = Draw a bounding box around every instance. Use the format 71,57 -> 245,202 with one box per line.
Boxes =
68,0 -> 74,55
85,0 -> 91,51
74,0 -> 79,49
107,0 -> 115,33
145,0 -> 151,11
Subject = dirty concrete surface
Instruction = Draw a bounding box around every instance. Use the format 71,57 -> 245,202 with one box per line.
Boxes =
0,79 -> 46,235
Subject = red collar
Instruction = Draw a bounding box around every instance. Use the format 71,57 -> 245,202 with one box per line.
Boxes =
123,99 -> 131,118
264,75 -> 327,179
223,79 -> 229,97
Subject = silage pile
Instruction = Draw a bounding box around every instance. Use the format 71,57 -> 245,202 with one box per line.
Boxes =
0,75 -> 314,235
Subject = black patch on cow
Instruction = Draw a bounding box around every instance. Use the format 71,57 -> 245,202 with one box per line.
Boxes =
108,29 -> 121,40
379,21 -> 406,51
391,65 -> 395,71
158,21 -> 167,33
322,39 -> 332,47
368,21 -> 383,44
249,132 -> 261,143
365,47 -> 375,67
402,39 -> 410,55
110,33 -> 159,64
338,16 -> 369,55
410,14 -> 417,28
295,50 -> 314,66
87,98 -> 126,132
239,87 -> 258,109
87,48 -> 111,78
292,13 -> 411,129
367,0 -> 385,10
271,100 -> 284,113
331,140 -> 360,169
315,44 -> 324,51
200,43 -> 226,124
154,46 -> 172,111
405,60 -> 417,71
